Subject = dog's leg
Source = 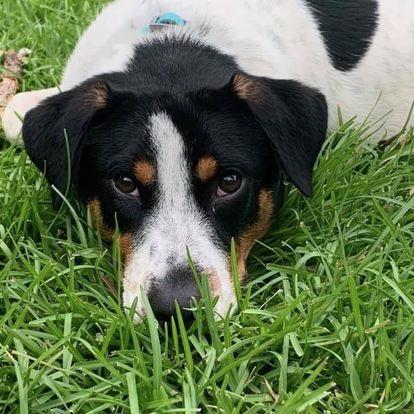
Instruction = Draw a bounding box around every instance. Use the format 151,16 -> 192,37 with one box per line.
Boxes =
2,88 -> 59,144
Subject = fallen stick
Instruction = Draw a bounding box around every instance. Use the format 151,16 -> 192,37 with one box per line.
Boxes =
0,48 -> 30,125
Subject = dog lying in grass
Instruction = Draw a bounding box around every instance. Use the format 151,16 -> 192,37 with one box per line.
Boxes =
3,0 -> 414,321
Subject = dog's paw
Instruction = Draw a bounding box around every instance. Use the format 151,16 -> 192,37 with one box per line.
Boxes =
2,88 -> 59,144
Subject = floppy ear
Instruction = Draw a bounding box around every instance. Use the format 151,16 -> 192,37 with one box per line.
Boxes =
22,79 -> 111,208
232,73 -> 327,196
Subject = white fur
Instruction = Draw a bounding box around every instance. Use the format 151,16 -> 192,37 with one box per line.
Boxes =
4,1 -> 414,141
123,113 -> 234,320
60,0 -> 414,136
2,88 -> 59,143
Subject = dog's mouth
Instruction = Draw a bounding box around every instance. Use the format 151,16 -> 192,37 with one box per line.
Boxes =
122,265 -> 235,322
121,237 -> 237,322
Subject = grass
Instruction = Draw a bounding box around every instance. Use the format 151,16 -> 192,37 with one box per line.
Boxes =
1,1 -> 414,412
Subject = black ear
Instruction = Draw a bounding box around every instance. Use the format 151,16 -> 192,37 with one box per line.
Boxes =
232,73 -> 327,196
22,79 -> 111,208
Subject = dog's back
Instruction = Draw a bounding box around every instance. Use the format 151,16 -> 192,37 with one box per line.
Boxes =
62,0 -> 414,136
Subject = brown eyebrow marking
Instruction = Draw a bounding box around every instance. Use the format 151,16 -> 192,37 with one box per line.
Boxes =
196,155 -> 218,182
134,160 -> 155,186
236,190 -> 274,281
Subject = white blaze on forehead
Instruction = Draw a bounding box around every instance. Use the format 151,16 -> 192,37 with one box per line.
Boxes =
151,112 -> 188,211
123,112 -> 235,320
148,112 -> 211,260
150,111 -> 200,251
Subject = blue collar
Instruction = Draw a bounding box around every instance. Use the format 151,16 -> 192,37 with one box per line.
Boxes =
144,12 -> 186,33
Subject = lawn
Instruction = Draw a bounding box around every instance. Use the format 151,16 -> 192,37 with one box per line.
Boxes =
1,1 -> 414,412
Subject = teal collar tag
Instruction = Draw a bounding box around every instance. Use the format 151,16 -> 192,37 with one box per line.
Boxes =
144,12 -> 186,33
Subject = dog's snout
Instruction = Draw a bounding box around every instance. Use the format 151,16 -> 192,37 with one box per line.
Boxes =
148,265 -> 201,321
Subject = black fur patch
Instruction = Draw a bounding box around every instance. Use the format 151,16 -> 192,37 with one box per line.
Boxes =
306,0 -> 379,71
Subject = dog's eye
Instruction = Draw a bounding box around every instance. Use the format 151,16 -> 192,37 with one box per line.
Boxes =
217,172 -> 243,197
113,176 -> 139,197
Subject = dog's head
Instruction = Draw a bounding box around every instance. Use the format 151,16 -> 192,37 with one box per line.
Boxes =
23,42 -> 327,320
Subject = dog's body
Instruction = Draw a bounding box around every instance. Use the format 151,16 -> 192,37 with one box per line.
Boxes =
62,0 -> 414,135
12,0 -> 414,320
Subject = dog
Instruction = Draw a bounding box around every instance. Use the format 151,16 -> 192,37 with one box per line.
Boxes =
5,0 -> 414,320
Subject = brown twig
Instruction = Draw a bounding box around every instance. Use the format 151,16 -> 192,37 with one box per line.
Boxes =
0,48 -> 30,123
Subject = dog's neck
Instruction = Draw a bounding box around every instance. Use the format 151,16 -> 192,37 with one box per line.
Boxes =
61,0 -> 332,101
135,4 -> 331,92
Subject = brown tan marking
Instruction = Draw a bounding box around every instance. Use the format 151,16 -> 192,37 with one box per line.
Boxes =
196,155 -> 218,182
134,160 -> 155,186
236,190 -> 274,281
88,197 -> 113,240
88,198 -> 134,268
84,82 -> 109,109
207,269 -> 221,296
120,233 -> 134,265
233,73 -> 263,102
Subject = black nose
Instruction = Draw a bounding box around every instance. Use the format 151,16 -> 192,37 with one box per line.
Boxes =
148,265 -> 201,321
